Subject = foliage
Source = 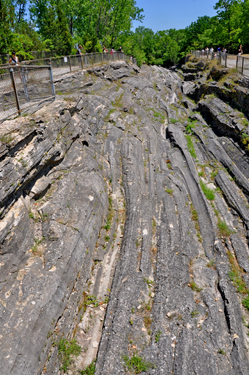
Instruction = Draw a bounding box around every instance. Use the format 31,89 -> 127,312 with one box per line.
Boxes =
1,0 -> 249,62
200,180 -> 215,200
123,355 -> 154,374
185,135 -> 197,159
218,219 -> 233,237
58,338 -> 81,372
79,361 -> 96,375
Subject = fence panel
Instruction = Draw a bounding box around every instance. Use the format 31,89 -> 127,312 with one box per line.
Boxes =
0,52 -> 137,122
0,68 -> 18,121
226,54 -> 237,69
50,57 -> 71,77
237,56 -> 243,73
0,65 -> 55,122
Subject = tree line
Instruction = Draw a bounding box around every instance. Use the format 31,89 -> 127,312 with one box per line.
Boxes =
0,0 -> 248,66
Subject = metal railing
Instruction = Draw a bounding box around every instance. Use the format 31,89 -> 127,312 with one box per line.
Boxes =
0,65 -> 55,122
0,52 -> 136,122
190,50 -> 249,77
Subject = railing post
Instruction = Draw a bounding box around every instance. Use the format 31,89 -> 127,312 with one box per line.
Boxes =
236,56 -> 238,70
242,57 -> 244,74
68,55 -> 72,72
9,67 -> 21,115
49,65 -> 56,96
21,66 -> 29,102
81,55 -> 84,69
225,54 -> 227,68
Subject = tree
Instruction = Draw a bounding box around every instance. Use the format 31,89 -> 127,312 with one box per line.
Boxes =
0,0 -> 15,54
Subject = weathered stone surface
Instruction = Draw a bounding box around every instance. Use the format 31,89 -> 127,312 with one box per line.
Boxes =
1,60 -> 249,375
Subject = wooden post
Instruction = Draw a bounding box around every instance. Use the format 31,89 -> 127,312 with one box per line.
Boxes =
242,57 -> 245,74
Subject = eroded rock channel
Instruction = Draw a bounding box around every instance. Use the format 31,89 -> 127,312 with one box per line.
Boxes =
1,60 -> 249,374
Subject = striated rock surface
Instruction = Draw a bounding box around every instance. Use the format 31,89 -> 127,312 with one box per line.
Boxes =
1,60 -> 249,374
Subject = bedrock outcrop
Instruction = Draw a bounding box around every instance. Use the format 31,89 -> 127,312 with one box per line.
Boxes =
1,60 -> 249,374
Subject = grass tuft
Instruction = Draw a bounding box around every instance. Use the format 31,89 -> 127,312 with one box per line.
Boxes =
165,188 -> 174,196
79,361 -> 96,375
58,338 -> 81,372
218,219 -> 233,238
200,180 -> 215,200
123,355 -> 154,374
185,135 -> 197,159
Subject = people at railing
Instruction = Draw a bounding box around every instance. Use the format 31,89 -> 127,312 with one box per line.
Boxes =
238,44 -> 243,55
9,51 -> 19,65
76,45 -> 82,56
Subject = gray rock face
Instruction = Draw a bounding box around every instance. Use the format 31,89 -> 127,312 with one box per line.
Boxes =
1,61 -> 249,375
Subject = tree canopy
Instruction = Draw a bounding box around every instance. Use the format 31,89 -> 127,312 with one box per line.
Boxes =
0,0 -> 248,66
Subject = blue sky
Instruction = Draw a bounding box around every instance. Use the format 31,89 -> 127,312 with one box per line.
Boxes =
132,0 -> 218,32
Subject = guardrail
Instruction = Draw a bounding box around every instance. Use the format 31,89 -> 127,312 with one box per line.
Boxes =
190,50 -> 249,77
0,65 -> 55,122
0,52 -> 136,122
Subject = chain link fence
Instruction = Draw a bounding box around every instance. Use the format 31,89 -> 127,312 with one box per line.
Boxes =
22,52 -> 135,77
190,50 -> 249,77
0,52 -> 136,122
0,65 -> 55,122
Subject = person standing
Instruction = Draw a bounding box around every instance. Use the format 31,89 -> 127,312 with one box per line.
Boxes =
76,45 -> 82,56
9,51 -> 19,65
238,44 -> 243,55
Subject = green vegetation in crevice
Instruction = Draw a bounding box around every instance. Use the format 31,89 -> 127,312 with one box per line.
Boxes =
190,203 -> 202,242
211,203 -> 234,238
185,135 -> 197,159
217,219 -> 233,238
79,361 -> 96,375
165,188 -> 174,196
104,197 -> 114,232
186,119 -> 197,134
155,330 -> 162,343
227,251 -> 249,312
170,118 -> 178,124
123,355 -> 154,374
200,180 -> 215,201
189,280 -> 202,292
241,132 -> 249,151
58,338 -> 81,372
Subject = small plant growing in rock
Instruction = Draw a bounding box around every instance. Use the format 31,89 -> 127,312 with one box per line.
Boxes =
79,360 -> 96,375
165,188 -> 174,196
170,118 -> 178,124
58,338 -> 81,372
207,259 -> 216,269
123,355 -> 154,373
218,219 -> 233,238
155,330 -> 162,343
191,309 -> 199,318
189,281 -> 202,292
242,295 -> 249,311
200,180 -> 215,200
144,316 -> 152,329
218,349 -> 226,355
185,135 -> 197,159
